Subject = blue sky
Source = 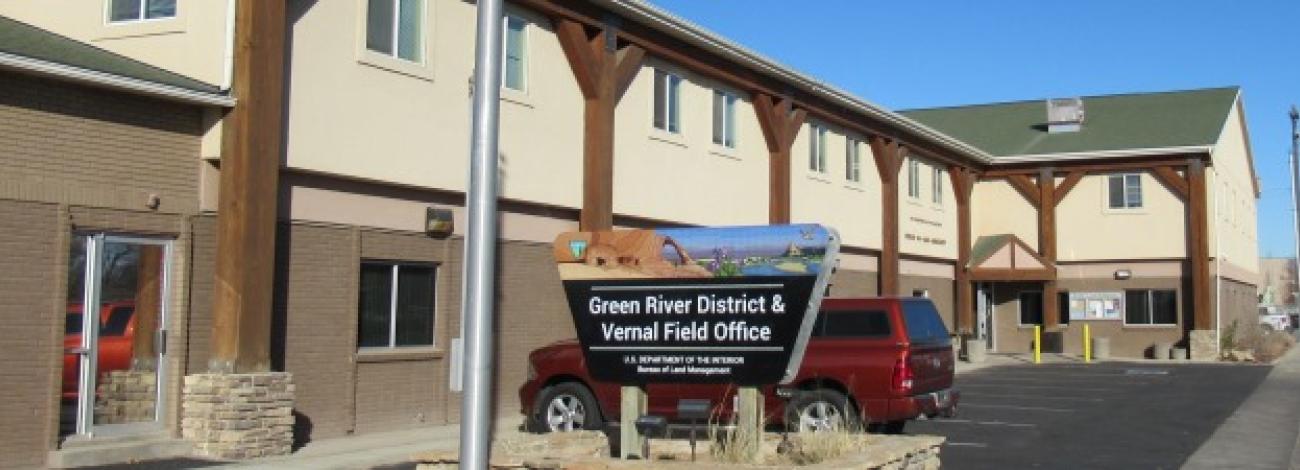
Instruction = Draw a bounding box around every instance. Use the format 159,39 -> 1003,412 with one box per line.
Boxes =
650,0 -> 1300,258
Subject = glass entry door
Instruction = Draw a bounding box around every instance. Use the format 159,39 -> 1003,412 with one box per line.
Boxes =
61,234 -> 171,437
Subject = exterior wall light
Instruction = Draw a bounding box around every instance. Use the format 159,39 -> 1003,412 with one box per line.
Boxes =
1114,269 -> 1132,280
425,207 -> 455,238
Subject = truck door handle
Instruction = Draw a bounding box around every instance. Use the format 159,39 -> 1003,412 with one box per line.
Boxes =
66,347 -> 89,355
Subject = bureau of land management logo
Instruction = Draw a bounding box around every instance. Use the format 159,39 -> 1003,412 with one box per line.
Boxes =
552,224 -> 839,385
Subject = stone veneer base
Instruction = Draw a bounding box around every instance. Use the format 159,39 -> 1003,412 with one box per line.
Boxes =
1190,330 -> 1218,361
181,372 -> 295,460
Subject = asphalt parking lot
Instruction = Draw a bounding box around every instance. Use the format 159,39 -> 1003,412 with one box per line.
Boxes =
908,360 -> 1272,469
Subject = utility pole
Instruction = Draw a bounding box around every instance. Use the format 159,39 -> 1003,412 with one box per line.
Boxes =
461,0 -> 504,468
1290,105 -> 1299,303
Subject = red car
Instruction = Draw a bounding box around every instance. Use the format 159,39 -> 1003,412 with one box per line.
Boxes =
62,301 -> 137,400
520,297 -> 958,433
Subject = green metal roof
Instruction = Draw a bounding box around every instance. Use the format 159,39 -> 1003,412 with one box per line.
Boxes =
0,15 -> 218,93
900,87 -> 1239,158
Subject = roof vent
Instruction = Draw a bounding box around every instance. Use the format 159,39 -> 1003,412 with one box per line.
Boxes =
1046,97 -> 1085,133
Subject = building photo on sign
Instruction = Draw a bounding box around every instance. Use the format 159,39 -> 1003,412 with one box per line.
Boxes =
552,224 -> 839,385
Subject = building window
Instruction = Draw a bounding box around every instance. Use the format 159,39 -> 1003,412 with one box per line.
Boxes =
1108,173 -> 1143,209
1058,291 -> 1070,325
907,159 -> 921,199
366,0 -> 424,63
712,90 -> 738,148
912,289 -> 929,298
502,15 -> 527,91
358,262 -> 436,348
809,124 -> 827,173
108,0 -> 175,22
932,167 -> 944,204
653,69 -> 682,133
1019,291 -> 1043,326
1125,289 -> 1177,325
846,138 -> 862,182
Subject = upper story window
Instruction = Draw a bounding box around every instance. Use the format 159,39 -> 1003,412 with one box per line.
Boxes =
502,16 -> 527,91
712,90 -> 738,148
931,167 -> 944,204
1108,173 -> 1143,209
108,0 -> 175,22
845,138 -> 862,183
358,261 -> 437,349
907,159 -> 921,198
653,70 -> 682,133
366,0 -> 424,63
808,124 -> 827,173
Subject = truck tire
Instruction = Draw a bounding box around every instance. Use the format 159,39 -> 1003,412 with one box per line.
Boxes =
531,382 -> 603,433
786,389 -> 859,433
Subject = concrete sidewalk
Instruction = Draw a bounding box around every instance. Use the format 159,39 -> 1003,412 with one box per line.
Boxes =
1181,345 -> 1300,470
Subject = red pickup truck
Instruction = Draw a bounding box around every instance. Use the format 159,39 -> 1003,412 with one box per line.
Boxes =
519,297 -> 958,434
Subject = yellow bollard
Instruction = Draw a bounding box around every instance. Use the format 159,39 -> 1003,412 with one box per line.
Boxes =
1084,324 -> 1092,363
1034,325 -> 1042,364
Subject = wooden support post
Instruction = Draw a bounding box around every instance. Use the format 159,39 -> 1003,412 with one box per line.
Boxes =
131,245 -> 163,369
619,385 -> 648,459
209,0 -> 286,374
950,167 -> 976,335
870,137 -> 906,296
558,19 -> 649,458
735,387 -> 763,462
1038,168 -> 1059,330
555,19 -> 645,231
753,94 -> 807,224
1188,159 -> 1211,330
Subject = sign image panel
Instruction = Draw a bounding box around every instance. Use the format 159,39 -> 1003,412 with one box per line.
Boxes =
553,224 -> 839,385
1067,291 -> 1124,320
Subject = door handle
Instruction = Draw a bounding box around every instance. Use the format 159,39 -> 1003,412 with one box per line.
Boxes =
66,347 -> 89,355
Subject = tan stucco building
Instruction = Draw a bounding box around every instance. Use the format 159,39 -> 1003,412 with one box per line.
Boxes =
0,0 -> 1260,467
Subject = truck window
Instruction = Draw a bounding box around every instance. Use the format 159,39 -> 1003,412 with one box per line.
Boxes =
812,310 -> 891,338
901,300 -> 951,345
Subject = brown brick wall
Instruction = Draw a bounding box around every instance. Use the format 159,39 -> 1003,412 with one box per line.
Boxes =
353,230 -> 457,432
0,72 -> 203,213
901,274 -> 956,332
1217,277 -> 1262,349
828,269 -> 878,298
0,199 -> 64,469
990,277 -> 1187,358
273,222 -> 360,441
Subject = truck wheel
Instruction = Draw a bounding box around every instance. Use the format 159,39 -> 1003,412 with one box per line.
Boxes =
786,389 -> 858,433
532,382 -> 603,433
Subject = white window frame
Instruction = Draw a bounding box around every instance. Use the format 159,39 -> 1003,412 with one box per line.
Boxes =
358,261 -> 438,350
1107,173 -> 1143,209
1123,289 -> 1178,327
907,159 -> 921,199
712,89 -> 738,148
809,124 -> 828,174
652,69 -> 683,134
932,167 -> 944,204
365,0 -> 426,64
106,0 -> 176,23
846,138 -> 862,183
501,14 -> 528,92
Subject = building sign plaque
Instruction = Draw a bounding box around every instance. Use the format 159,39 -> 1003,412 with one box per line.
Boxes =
553,224 -> 839,385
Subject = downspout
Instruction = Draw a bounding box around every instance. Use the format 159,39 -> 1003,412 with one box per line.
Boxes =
1214,169 -> 1222,358
221,0 -> 236,90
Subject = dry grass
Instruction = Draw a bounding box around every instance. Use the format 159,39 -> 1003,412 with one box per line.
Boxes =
780,428 -> 863,466
1251,331 -> 1296,363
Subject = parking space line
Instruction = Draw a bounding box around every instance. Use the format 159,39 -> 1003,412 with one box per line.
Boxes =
962,403 -> 1076,413
957,383 -> 1121,393
964,376 -> 1159,385
929,419 -> 1038,428
946,442 -> 989,448
964,393 -> 1104,402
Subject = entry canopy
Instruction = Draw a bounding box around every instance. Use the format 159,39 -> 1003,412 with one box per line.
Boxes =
553,224 -> 839,385
967,234 -> 1055,281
